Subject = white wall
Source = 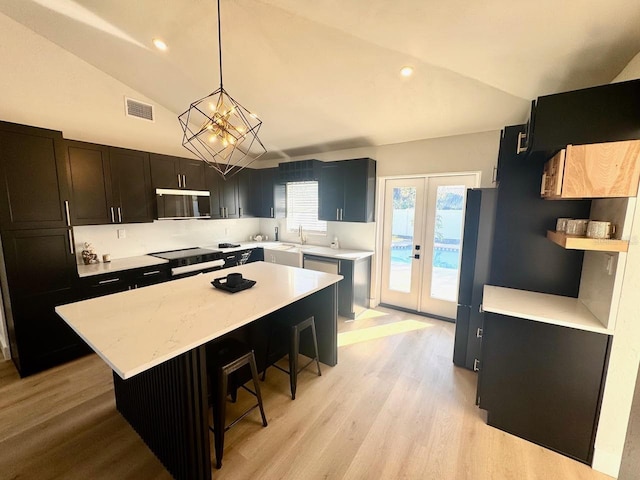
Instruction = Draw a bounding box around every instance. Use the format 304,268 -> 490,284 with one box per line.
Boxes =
591,50 -> 640,477
0,12 -> 190,157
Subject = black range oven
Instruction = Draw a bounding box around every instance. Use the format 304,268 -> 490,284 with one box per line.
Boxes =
149,248 -> 224,278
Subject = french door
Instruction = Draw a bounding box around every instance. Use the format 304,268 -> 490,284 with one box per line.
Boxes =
380,174 -> 479,319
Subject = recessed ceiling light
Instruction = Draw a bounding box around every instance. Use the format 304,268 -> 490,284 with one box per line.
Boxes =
400,66 -> 414,77
153,38 -> 168,51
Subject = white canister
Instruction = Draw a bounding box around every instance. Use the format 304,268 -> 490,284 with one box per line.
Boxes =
565,219 -> 589,236
556,218 -> 572,232
586,221 -> 616,239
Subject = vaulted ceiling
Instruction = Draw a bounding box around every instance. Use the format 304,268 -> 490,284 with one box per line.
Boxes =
2,0 -> 640,159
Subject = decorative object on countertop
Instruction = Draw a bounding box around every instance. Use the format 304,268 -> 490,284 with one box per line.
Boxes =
586,220 -> 616,239
102,253 -> 111,263
556,218 -> 572,232
211,273 -> 256,293
254,234 -> 263,242
81,242 -> 99,265
330,236 -> 340,249
565,219 -> 589,236
275,226 -> 279,241
178,0 -> 266,179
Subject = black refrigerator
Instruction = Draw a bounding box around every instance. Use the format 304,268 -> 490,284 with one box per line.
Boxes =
453,188 -> 497,371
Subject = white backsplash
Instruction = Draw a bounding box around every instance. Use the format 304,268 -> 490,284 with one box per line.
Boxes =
73,218 -> 260,263
259,218 -> 376,251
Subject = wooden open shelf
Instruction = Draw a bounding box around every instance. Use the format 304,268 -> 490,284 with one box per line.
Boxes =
547,230 -> 629,252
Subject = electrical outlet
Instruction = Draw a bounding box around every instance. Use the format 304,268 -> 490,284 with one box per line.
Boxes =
117,229 -> 126,239
605,254 -> 615,276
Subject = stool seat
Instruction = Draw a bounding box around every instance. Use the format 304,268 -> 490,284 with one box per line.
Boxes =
262,316 -> 322,400
206,338 -> 267,469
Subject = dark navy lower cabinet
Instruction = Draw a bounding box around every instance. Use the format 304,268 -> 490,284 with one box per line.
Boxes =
478,312 -> 611,464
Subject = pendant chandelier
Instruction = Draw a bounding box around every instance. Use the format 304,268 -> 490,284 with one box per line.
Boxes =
178,0 -> 266,178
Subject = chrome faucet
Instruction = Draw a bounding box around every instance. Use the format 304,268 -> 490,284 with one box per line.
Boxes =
298,225 -> 305,244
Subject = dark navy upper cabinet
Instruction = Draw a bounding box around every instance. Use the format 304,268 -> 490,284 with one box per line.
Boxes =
527,79 -> 640,155
318,158 -> 376,223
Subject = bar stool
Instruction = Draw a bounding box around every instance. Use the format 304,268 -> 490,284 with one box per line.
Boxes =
262,316 -> 322,400
206,338 -> 267,469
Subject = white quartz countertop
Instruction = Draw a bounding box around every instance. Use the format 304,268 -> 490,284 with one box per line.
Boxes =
208,242 -> 374,260
77,255 -> 169,278
482,285 -> 611,335
56,262 -> 342,379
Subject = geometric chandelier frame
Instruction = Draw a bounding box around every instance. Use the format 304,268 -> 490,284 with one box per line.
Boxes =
178,0 -> 266,178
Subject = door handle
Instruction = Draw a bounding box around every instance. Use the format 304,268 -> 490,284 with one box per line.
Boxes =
110,206 -> 115,223
68,229 -> 75,255
336,208 -> 340,221
182,174 -> 186,188
117,207 -> 122,223
516,132 -> 527,154
239,207 -> 243,217
270,207 -> 274,218
64,200 -> 71,227
177,174 -> 182,188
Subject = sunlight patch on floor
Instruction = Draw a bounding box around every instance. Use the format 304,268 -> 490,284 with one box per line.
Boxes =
352,309 -> 389,320
338,319 -> 432,347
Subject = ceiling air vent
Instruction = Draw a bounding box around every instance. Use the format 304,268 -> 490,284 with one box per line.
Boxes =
124,97 -> 154,122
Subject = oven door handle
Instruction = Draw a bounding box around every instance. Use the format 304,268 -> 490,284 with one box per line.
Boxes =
170,259 -> 225,276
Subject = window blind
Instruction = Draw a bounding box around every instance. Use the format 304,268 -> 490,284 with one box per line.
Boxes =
286,181 -> 327,233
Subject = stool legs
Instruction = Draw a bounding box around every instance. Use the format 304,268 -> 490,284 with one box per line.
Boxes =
290,324 -> 299,400
210,350 -> 267,470
263,316 -> 322,400
248,354 -> 268,427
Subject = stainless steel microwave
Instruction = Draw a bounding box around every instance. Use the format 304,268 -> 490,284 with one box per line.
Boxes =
155,188 -> 211,219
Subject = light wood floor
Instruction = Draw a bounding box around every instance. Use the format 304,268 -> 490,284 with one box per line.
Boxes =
0,307 -> 614,480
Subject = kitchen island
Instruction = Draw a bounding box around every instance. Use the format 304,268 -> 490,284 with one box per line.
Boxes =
56,262 -> 342,480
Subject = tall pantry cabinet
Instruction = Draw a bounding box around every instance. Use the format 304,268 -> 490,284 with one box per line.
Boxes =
0,121 -> 87,376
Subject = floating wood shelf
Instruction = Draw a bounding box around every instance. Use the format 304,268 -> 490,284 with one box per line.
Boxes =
547,230 -> 629,252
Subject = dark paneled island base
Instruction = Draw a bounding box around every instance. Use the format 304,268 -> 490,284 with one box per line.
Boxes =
113,283 -> 338,480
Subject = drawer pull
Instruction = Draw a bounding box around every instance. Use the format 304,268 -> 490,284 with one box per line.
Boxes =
142,270 -> 161,276
98,278 -> 120,285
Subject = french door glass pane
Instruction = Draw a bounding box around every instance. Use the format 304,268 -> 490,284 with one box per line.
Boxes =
430,185 -> 465,301
389,187 -> 416,293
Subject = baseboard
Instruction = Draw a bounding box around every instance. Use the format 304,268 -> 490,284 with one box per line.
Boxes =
591,447 -> 621,478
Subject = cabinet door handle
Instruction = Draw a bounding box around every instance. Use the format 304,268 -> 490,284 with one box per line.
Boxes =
110,206 -> 115,223
336,208 -> 340,221
270,207 -> 274,218
182,175 -> 186,188
143,270 -> 161,276
340,208 -> 344,221
516,132 -> 527,154
239,207 -> 243,217
64,200 -> 71,227
68,229 -> 75,255
178,174 -> 182,188
473,359 -> 480,372
540,172 -> 547,196
476,328 -> 483,338
492,166 -> 498,184
117,207 -> 122,223
98,278 -> 120,284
